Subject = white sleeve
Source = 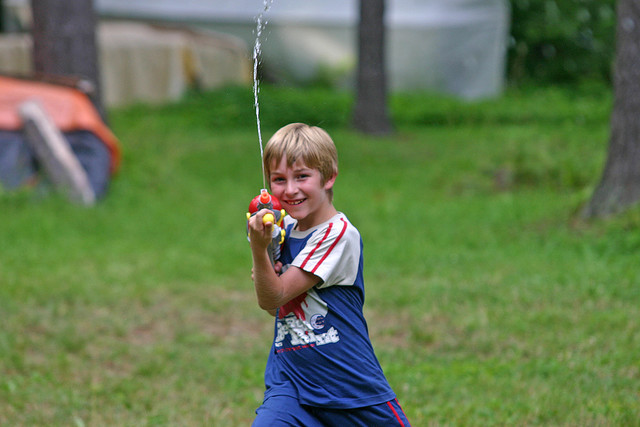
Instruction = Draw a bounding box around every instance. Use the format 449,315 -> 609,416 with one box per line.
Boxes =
291,216 -> 360,288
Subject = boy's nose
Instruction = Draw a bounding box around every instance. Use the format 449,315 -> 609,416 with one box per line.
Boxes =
285,181 -> 297,196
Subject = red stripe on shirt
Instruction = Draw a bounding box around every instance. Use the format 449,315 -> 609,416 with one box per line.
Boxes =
299,222 -> 333,270
311,218 -> 347,274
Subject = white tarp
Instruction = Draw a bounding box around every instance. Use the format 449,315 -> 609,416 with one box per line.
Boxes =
96,0 -> 504,27
95,0 -> 509,98
4,0 -> 509,98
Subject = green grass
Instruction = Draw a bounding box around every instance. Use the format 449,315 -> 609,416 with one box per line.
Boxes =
1,83 -> 639,426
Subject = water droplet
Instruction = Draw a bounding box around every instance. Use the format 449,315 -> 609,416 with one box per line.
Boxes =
623,18 -> 636,32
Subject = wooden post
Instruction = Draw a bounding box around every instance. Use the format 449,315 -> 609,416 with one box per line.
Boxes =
19,100 -> 95,205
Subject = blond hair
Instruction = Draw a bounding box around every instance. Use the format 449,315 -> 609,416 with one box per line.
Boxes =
263,123 -> 338,200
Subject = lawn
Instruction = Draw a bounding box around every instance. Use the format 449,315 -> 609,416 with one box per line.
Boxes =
1,83 -> 639,426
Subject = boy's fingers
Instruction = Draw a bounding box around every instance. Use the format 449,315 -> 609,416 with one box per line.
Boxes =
257,209 -> 273,228
250,209 -> 273,236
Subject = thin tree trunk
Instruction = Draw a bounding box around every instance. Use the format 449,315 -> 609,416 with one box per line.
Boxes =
352,0 -> 392,135
584,0 -> 640,218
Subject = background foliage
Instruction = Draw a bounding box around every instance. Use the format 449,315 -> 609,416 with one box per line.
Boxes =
507,0 -> 616,85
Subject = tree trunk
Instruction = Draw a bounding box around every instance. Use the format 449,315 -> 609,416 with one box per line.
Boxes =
30,0 -> 104,119
584,0 -> 640,218
352,0 -> 392,135
0,0 -> 5,33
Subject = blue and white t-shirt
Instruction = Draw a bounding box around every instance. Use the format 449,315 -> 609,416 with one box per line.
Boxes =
263,212 -> 396,409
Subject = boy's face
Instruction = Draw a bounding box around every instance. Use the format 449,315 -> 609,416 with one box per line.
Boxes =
269,157 -> 336,231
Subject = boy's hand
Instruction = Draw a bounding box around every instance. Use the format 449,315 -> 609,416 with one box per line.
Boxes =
274,261 -> 283,275
248,208 -> 275,251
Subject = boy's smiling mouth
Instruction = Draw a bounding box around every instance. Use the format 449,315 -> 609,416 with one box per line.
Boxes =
286,199 -> 306,206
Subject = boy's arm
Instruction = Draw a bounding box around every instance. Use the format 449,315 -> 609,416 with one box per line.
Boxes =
249,209 -> 320,311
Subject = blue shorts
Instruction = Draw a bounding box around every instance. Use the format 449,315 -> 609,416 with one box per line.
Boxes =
252,395 -> 411,426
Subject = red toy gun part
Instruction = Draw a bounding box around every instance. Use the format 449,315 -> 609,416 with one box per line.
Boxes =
246,189 -> 286,265
249,189 -> 284,221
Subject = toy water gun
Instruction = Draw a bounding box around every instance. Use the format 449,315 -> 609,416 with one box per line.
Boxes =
247,189 -> 286,265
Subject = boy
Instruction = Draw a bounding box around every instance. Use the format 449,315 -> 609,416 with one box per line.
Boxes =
248,123 -> 411,426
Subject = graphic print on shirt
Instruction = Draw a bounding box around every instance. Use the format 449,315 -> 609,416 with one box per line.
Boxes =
275,288 -> 340,352
264,213 -> 398,408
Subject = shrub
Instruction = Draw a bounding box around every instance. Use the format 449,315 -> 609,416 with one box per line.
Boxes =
507,0 -> 616,85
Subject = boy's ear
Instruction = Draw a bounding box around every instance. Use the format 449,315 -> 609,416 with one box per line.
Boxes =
324,170 -> 338,190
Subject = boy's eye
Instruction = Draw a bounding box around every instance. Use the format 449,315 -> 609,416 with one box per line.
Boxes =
272,177 -> 285,183
296,174 -> 309,180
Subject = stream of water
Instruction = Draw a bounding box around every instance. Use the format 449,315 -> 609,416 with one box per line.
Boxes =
253,0 -> 274,189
